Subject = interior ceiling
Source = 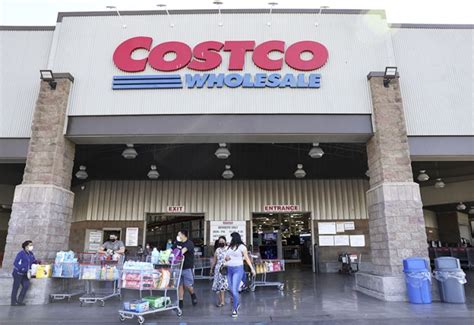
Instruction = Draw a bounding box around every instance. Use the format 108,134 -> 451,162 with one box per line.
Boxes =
72,143 -> 368,183
424,201 -> 474,214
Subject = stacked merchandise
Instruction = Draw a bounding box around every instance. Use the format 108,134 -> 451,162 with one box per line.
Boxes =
143,296 -> 171,309
53,251 -> 80,278
79,264 -> 120,280
121,261 -> 173,290
255,260 -> 285,274
123,300 -> 150,313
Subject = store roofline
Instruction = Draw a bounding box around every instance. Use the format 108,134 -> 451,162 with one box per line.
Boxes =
0,26 -> 55,31
389,23 -> 474,29
56,9 -> 387,22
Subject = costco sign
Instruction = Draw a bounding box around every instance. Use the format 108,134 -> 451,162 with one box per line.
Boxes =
112,37 -> 329,90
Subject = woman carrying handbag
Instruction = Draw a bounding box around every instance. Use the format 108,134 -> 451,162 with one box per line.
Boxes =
210,236 -> 228,307
224,232 -> 256,318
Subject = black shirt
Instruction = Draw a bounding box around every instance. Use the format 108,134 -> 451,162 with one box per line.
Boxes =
177,239 -> 194,270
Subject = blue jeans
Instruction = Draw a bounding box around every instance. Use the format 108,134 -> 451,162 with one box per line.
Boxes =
11,272 -> 30,304
227,265 -> 244,311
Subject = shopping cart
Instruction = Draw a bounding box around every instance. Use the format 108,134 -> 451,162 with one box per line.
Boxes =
79,254 -> 123,306
250,255 -> 285,291
49,261 -> 83,302
118,259 -> 184,324
193,257 -> 212,280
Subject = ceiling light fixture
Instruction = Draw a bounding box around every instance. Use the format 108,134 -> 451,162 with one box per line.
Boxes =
294,164 -> 306,179
222,164 -> 234,179
156,4 -> 175,28
106,5 -> 127,29
267,2 -> 278,27
314,5 -> 330,27
214,143 -> 230,159
417,170 -> 429,182
213,1 -> 224,27
456,202 -> 466,211
122,144 -> 138,159
434,178 -> 445,189
308,142 -> 324,158
75,165 -> 88,180
147,165 -> 160,179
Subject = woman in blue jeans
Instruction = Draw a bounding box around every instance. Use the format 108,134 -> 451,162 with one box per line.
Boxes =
11,240 -> 37,306
224,232 -> 255,318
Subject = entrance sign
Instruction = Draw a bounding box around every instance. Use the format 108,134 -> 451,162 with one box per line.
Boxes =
125,227 -> 139,246
263,205 -> 300,212
210,221 -> 246,243
166,206 -> 185,213
112,37 -> 328,90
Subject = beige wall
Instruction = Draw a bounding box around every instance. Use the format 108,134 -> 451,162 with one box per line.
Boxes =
72,179 -> 369,222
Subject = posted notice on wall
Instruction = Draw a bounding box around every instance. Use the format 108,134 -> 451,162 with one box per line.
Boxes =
318,222 -> 336,235
210,221 -> 246,243
334,235 -> 350,246
318,235 -> 335,246
350,235 -> 365,247
344,222 -> 355,231
87,230 -> 103,252
125,227 -> 139,246
336,223 -> 345,233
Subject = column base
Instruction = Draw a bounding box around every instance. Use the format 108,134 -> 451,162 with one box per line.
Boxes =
355,272 -> 407,301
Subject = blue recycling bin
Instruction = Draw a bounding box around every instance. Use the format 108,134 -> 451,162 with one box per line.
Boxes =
403,257 -> 432,304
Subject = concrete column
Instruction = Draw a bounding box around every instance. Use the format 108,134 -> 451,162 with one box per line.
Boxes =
1,74 -> 75,304
355,73 -> 428,301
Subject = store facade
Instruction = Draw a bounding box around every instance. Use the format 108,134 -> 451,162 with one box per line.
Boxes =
0,9 -> 473,304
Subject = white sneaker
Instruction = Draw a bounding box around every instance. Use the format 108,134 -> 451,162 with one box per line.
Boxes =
232,309 -> 238,318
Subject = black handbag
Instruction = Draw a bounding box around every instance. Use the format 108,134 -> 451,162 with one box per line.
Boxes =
219,264 -> 228,276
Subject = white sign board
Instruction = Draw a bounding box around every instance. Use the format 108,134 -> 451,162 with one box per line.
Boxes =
125,227 -> 139,246
318,235 -> 334,246
344,222 -> 355,231
167,206 -> 185,213
350,235 -> 366,247
336,223 -> 345,233
334,235 -> 350,246
210,221 -> 246,243
263,205 -> 300,212
318,222 -> 337,235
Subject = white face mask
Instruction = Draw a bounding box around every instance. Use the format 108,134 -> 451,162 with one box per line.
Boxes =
28,246 -> 34,251
176,236 -> 181,242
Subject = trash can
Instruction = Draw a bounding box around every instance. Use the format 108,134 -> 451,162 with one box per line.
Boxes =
433,257 -> 467,303
403,257 -> 432,304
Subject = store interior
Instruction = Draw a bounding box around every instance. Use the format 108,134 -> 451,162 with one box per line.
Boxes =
252,213 -> 312,267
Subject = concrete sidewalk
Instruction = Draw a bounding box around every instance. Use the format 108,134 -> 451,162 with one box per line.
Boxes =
0,268 -> 473,324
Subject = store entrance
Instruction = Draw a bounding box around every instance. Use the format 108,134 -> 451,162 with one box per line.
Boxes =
252,213 -> 313,268
145,214 -> 205,255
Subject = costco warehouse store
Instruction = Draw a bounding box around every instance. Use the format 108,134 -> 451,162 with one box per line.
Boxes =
0,9 -> 473,303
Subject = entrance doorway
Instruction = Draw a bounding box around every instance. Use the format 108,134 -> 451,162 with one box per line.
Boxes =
252,213 -> 312,268
146,214 -> 205,254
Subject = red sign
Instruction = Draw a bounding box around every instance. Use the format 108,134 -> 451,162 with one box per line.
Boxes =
113,37 -> 329,72
166,206 -> 185,213
264,205 -> 300,212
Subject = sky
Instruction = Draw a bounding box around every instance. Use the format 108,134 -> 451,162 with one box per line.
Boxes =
0,0 -> 473,26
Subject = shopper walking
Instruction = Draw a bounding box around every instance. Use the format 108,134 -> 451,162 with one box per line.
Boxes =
225,232 -> 255,318
210,236 -> 228,307
176,230 -> 198,310
11,240 -> 37,306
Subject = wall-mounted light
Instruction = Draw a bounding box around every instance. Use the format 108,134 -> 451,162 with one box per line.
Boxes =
383,66 -> 398,87
294,164 -> 306,179
122,144 -> 138,159
267,2 -> 278,27
156,4 -> 175,28
417,170 -> 429,182
75,165 -> 88,180
106,5 -> 127,28
213,1 -> 224,27
222,165 -> 234,179
40,70 -> 57,90
147,165 -> 160,179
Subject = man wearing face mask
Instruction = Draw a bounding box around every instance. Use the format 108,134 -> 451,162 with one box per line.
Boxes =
175,230 -> 197,310
99,234 -> 125,257
11,240 -> 37,306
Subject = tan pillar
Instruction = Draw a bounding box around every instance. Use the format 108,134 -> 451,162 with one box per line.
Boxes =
1,74 -> 75,304
355,72 -> 428,301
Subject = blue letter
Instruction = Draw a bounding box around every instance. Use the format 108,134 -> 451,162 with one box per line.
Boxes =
224,74 -> 244,88
207,73 -> 225,88
254,74 -> 267,88
186,74 -> 209,88
242,73 -> 254,88
279,74 -> 297,88
266,73 -> 281,88
308,74 -> 321,88
296,74 -> 309,88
